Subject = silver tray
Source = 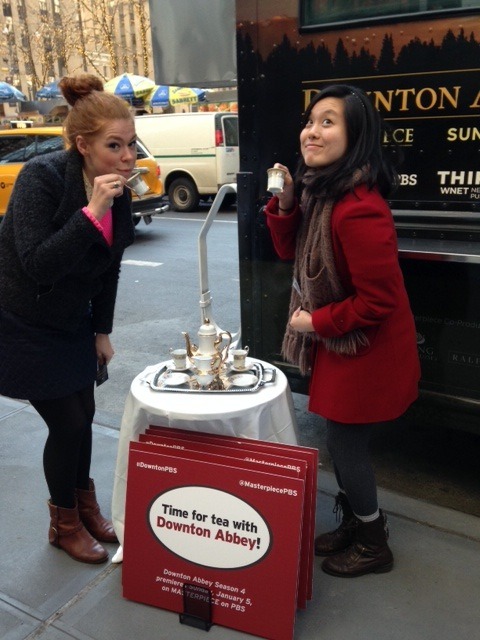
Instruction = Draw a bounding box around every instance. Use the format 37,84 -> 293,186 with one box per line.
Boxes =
141,361 -> 276,393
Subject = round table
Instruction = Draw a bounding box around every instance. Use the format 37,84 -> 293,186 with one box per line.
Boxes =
111,358 -> 299,553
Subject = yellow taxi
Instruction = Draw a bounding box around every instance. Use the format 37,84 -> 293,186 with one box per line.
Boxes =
0,124 -> 165,225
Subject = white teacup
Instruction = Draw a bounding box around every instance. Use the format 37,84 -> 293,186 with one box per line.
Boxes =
127,172 -> 149,196
170,348 -> 187,369
267,167 -> 287,194
231,347 -> 249,370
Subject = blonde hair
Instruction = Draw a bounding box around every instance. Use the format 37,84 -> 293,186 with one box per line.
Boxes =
59,74 -> 133,146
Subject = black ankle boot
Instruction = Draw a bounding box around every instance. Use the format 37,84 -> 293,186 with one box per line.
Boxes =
321,510 -> 393,577
315,492 -> 357,556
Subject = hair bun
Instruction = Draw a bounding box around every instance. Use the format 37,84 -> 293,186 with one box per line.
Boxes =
58,74 -> 104,107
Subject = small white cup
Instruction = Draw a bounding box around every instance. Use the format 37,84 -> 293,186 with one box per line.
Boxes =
267,167 -> 287,194
231,347 -> 249,370
127,172 -> 149,196
170,348 -> 187,369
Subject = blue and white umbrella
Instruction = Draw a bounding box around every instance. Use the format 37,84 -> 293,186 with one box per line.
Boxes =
145,84 -> 170,108
36,81 -> 63,100
0,81 -> 26,102
104,73 -> 155,101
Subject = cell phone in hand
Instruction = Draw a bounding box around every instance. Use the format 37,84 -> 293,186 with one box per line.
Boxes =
96,362 -> 109,386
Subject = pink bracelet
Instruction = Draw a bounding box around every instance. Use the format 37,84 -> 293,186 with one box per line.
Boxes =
82,206 -> 103,233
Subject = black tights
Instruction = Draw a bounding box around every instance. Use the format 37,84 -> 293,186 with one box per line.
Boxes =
31,385 -> 95,509
326,419 -> 380,518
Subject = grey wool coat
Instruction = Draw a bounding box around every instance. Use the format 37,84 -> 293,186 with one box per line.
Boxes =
0,148 -> 135,333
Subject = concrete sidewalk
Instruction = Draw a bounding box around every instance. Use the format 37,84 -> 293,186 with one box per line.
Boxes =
1,395 -> 479,640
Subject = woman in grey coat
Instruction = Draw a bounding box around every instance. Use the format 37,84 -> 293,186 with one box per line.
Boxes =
0,75 -> 136,564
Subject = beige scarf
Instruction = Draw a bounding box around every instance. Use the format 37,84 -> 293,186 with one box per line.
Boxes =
281,169 -> 370,375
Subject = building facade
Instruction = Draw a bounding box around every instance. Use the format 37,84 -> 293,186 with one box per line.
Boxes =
1,0 -> 153,99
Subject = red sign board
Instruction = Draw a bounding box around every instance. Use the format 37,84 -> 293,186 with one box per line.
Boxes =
123,431 -> 315,640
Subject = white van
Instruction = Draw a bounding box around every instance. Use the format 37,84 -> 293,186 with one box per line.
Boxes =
134,112 -> 239,212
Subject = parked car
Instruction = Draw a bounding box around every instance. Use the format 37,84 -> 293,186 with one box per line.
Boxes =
0,124 -> 166,225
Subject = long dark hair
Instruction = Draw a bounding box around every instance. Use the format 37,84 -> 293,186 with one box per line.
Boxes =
295,84 -> 400,197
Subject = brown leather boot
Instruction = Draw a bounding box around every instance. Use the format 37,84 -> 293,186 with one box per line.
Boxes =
315,492 -> 357,556
76,478 -> 118,543
48,501 -> 109,564
321,510 -> 393,577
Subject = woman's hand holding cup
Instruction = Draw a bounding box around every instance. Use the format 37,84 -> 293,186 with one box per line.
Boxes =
268,163 -> 294,214
87,173 -> 126,220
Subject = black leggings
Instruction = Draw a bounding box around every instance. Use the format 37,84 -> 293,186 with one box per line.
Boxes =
326,419 -> 380,517
31,385 -> 95,509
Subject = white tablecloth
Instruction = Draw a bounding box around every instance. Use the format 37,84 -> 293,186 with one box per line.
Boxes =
111,359 -> 298,553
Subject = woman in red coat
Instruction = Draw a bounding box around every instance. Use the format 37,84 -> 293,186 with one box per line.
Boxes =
265,84 -> 420,577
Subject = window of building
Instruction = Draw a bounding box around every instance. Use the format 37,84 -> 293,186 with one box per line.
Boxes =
2,2 -> 12,18
17,0 -> 25,20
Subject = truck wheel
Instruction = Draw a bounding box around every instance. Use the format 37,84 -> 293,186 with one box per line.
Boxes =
168,177 -> 200,212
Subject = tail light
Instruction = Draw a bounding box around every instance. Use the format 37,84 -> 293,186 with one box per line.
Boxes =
151,163 -> 164,194
215,128 -> 224,146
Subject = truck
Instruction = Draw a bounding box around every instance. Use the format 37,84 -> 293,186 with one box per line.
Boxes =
148,0 -> 480,433
134,112 -> 239,212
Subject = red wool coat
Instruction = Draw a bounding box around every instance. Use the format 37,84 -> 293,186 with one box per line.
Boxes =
265,184 -> 420,424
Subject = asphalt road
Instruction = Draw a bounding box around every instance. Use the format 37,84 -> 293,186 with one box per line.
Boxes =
94,206 -> 480,518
